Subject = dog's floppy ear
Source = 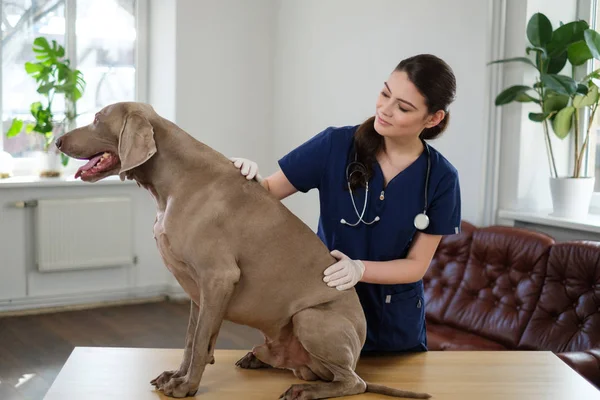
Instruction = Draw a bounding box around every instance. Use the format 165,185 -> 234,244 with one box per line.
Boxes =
118,112 -> 157,180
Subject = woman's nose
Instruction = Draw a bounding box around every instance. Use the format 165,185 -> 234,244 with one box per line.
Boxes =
380,100 -> 394,116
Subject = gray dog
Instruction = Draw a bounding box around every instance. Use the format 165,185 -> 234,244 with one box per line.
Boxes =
56,102 -> 431,400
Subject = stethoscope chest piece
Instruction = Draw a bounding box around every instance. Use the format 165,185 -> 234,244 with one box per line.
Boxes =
414,213 -> 430,230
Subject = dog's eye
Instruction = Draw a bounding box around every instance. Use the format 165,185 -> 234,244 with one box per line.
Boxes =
94,114 -> 100,124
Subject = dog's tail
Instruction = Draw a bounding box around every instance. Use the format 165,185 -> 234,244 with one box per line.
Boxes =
365,382 -> 431,399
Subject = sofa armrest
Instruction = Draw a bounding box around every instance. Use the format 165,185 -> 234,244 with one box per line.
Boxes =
557,350 -> 600,388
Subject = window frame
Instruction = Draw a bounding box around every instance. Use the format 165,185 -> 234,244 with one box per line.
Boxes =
0,0 -> 148,173
586,0 -> 600,210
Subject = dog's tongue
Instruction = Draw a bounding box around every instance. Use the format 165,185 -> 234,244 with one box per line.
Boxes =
75,154 -> 103,179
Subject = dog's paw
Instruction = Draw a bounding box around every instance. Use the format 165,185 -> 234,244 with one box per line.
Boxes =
161,376 -> 198,398
279,384 -> 311,400
235,351 -> 271,369
150,369 -> 182,389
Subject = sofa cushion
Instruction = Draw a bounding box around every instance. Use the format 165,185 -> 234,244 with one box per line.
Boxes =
519,242 -> 600,352
426,321 -> 506,350
424,221 -> 475,324
443,226 -> 554,348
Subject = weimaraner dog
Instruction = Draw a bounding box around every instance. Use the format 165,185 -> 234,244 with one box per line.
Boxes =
56,102 -> 430,400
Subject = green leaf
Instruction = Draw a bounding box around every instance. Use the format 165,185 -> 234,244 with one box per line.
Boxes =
30,101 -> 43,116
37,83 -> 53,94
516,92 -> 540,103
543,93 -> 570,114
60,153 -> 69,167
495,85 -> 533,106
527,13 -> 553,47
552,106 -> 575,138
24,62 -> 44,75
487,57 -> 537,69
6,119 -> 24,137
541,74 -> 578,95
584,29 -> 600,60
573,84 -> 599,107
529,112 -> 551,122
547,51 -> 568,73
527,46 -> 549,57
567,40 -> 593,65
547,20 -> 589,55
25,123 -> 35,134
576,84 -> 589,95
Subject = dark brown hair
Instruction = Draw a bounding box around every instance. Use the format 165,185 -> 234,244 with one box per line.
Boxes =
350,54 -> 456,190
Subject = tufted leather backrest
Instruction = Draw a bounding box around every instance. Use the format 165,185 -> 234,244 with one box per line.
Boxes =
428,225 -> 554,348
426,222 -> 600,352
519,241 -> 600,352
424,221 -> 475,323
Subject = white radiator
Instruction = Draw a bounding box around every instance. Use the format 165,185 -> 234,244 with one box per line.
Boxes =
35,197 -> 134,272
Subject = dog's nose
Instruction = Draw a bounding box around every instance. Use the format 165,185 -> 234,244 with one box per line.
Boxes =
55,137 -> 62,149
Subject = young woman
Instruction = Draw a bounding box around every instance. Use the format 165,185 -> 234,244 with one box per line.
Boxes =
231,54 -> 461,353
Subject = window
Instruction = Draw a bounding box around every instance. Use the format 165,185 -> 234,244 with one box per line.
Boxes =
594,2 -> 600,193
590,0 -> 600,208
0,0 -> 144,160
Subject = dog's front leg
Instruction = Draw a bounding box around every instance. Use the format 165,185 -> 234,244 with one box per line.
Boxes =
151,299 -> 199,389
161,265 -> 239,398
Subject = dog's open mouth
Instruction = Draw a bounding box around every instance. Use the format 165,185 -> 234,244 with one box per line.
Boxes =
75,152 -> 119,180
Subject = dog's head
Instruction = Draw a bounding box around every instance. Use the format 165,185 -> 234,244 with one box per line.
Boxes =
57,102 -> 157,182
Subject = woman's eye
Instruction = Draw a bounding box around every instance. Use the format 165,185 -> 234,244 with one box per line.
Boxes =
398,105 -> 408,112
381,91 -> 389,98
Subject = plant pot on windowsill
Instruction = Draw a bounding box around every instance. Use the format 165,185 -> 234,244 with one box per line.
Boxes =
3,36 -> 85,179
489,13 -> 600,221
0,151 -> 14,179
36,147 -> 62,178
549,177 -> 595,219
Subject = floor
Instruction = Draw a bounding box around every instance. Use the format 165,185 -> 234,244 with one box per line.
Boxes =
0,300 -> 263,400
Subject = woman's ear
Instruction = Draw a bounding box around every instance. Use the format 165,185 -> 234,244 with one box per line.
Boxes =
425,110 -> 446,128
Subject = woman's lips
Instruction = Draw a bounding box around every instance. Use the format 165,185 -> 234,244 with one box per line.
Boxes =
376,115 -> 392,127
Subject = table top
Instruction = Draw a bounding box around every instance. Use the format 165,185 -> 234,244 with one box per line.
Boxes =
44,348 -> 600,400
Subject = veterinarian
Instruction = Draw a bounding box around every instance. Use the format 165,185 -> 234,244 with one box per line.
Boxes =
231,54 -> 461,354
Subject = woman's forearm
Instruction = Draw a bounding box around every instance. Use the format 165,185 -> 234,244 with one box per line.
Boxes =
361,259 -> 428,285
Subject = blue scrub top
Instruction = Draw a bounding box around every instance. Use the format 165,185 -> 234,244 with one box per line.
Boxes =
278,125 -> 462,353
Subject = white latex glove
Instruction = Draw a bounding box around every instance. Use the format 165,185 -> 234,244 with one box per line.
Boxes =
230,157 -> 263,183
323,250 -> 365,291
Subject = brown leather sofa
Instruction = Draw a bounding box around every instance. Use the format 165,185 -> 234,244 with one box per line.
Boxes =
424,221 -> 600,388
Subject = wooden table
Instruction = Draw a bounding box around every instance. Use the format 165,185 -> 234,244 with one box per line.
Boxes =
44,348 -> 600,399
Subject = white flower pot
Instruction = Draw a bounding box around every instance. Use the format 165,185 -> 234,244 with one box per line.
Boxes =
549,177 -> 595,219
37,149 -> 62,178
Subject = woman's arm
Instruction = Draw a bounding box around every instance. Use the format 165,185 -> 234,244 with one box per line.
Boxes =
230,158 -> 298,201
360,232 -> 442,285
261,170 -> 298,200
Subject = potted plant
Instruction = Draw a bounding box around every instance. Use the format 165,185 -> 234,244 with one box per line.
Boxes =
5,37 -> 85,177
490,12 -> 600,219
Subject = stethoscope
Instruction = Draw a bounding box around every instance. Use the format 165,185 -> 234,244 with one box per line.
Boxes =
340,138 -> 432,230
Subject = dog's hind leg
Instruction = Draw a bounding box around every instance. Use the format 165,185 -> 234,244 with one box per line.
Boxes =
279,305 -> 367,400
235,344 -> 273,369
281,301 -> 431,399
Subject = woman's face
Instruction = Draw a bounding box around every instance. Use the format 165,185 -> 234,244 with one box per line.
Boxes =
374,70 -> 444,141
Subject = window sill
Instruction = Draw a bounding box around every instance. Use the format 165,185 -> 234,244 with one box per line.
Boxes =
497,208 -> 600,235
0,175 -> 135,189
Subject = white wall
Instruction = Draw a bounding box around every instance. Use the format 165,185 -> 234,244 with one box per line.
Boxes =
270,0 -> 489,229
173,0 -> 275,173
148,0 -> 176,121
